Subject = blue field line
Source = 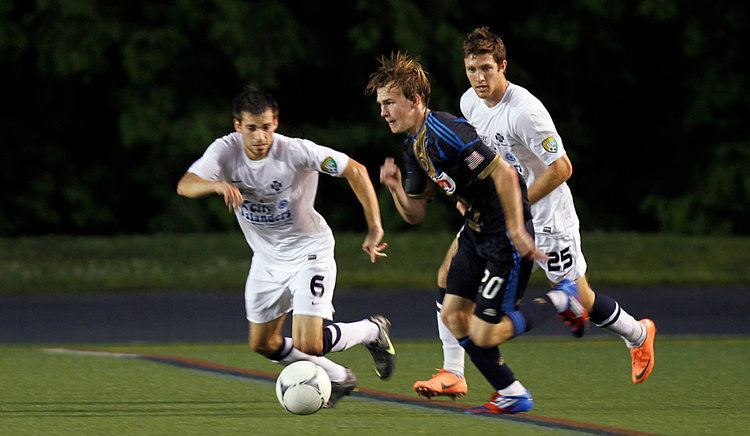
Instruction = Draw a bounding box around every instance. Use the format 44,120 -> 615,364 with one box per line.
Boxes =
44,348 -> 655,436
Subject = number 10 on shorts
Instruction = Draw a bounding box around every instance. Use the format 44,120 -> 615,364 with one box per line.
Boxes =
479,269 -> 504,300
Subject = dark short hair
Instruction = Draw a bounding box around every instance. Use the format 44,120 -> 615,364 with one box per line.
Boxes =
463,26 -> 507,65
232,85 -> 279,120
365,51 -> 431,106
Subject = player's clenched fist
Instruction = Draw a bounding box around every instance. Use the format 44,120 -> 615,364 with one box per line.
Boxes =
214,182 -> 243,211
379,157 -> 402,190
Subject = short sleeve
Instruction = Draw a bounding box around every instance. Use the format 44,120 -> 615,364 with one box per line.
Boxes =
403,150 -> 432,199
291,138 -> 351,177
514,106 -> 566,166
187,136 -> 234,181
460,141 -> 501,180
459,88 -> 475,121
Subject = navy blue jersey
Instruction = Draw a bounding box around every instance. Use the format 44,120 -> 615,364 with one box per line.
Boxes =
403,110 -> 531,233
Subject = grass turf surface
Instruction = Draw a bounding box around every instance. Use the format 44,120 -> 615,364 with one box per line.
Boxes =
2,337 -> 749,435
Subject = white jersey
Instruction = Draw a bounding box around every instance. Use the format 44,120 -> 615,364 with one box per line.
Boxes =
460,83 -> 579,235
188,132 -> 350,267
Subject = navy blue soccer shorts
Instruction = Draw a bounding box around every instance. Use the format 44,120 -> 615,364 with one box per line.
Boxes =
445,221 -> 534,324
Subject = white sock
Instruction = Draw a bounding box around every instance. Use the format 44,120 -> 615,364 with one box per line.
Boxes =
498,380 -> 527,396
596,304 -> 647,347
324,319 -> 378,353
275,337 -> 349,382
436,307 -> 465,377
546,290 -> 568,312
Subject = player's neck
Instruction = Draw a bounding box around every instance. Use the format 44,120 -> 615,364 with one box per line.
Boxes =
408,107 -> 428,136
483,79 -> 510,108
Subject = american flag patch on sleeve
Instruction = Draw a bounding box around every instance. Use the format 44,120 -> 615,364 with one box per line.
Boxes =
464,150 -> 485,170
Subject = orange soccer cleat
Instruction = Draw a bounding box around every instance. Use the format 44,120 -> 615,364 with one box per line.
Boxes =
630,318 -> 656,384
413,369 -> 468,399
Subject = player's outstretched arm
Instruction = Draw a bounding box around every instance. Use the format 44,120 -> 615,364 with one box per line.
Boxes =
176,172 -> 243,211
489,163 -> 547,261
342,159 -> 388,263
379,157 -> 428,225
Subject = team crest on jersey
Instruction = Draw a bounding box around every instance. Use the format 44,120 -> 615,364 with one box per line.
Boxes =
542,136 -> 559,153
432,172 -> 456,195
320,156 -> 338,174
492,132 -> 510,149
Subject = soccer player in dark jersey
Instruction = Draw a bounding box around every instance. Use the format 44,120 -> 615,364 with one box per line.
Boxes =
366,52 -> 589,415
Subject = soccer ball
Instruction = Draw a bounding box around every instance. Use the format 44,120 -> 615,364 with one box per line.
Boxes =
275,361 -> 332,415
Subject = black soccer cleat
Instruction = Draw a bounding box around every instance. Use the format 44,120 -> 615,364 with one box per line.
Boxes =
324,368 -> 358,408
365,315 -> 396,380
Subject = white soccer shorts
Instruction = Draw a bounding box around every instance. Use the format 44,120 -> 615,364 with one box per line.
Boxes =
533,229 -> 588,284
244,255 -> 337,324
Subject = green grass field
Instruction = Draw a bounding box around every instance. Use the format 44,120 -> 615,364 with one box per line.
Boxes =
3,337 -> 749,435
2,231 -> 749,293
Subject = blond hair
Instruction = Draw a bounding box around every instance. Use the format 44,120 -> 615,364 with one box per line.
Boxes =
365,51 -> 430,105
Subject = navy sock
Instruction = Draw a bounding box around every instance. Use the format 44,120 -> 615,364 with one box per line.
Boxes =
506,295 -> 557,337
321,324 -> 342,355
590,293 -> 619,326
459,336 -> 515,390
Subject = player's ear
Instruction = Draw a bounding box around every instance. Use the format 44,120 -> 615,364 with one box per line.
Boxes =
411,93 -> 422,109
233,117 -> 242,132
499,59 -> 508,74
271,114 -> 279,131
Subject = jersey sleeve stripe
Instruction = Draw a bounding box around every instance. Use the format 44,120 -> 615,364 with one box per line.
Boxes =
477,155 -> 501,179
426,116 -> 465,150
465,137 -> 482,147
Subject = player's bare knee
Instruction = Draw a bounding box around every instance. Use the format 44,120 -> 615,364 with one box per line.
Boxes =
471,335 -> 493,348
441,308 -> 466,332
468,328 -> 494,347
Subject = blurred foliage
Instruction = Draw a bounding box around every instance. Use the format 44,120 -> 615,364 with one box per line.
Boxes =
1,0 -> 747,236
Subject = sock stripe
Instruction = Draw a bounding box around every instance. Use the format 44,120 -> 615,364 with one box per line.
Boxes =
502,250 -> 522,312
329,324 -> 342,349
268,337 -> 293,361
597,303 -> 621,328
506,310 -> 526,336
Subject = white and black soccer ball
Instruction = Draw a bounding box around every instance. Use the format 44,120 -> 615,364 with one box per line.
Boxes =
275,361 -> 332,415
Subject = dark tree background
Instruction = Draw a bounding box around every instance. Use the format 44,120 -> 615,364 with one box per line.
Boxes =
1,0 -> 747,236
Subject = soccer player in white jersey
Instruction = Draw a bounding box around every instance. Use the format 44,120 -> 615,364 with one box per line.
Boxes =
413,27 -> 656,398
177,85 -> 395,407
